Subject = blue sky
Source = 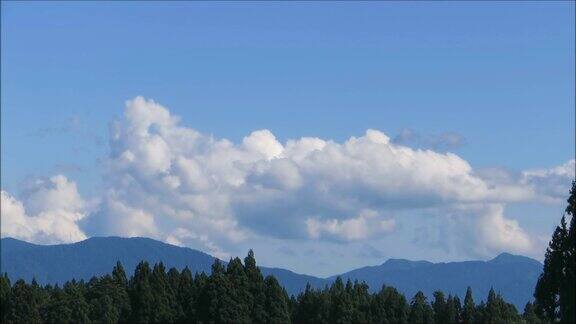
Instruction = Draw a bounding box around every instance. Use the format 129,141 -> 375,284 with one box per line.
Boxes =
1,2 -> 574,276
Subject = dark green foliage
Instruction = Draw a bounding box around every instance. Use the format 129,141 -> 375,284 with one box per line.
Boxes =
463,286 -> 476,324
176,267 -> 196,322
432,291 -> 446,324
129,261 -> 155,323
5,279 -> 43,323
370,285 -> 409,324
86,273 -> 130,323
111,262 -> 131,322
350,280 -> 371,323
0,249 -> 547,324
480,287 -> 521,324
203,259 -> 238,323
328,277 -> 353,323
523,302 -> 543,324
409,291 -> 434,324
264,276 -> 291,323
63,281 -> 91,323
0,273 -> 11,324
292,283 -> 327,324
445,295 -> 461,324
149,262 -> 182,322
563,181 -> 576,324
44,286 -> 73,323
534,180 -> 576,323
225,257 -> 252,323
244,250 -> 267,323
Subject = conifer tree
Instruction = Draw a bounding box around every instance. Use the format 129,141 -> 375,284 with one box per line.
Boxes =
484,288 -> 503,323
244,250 -> 267,323
264,276 -> 291,323
562,180 -> 576,323
129,261 -> 155,323
226,257 -> 252,323
432,291 -> 447,324
329,277 -> 354,323
112,261 -> 128,287
193,271 -> 210,322
475,300 -> 486,324
45,285 -> 73,324
293,283 -> 315,324
85,274 -> 129,323
351,280 -> 371,323
370,285 -> 409,324
535,181 -> 575,323
523,301 -> 543,324
62,281 -> 90,323
445,295 -> 460,324
111,262 -> 131,322
150,262 -> 182,323
409,291 -> 434,324
178,267 -> 196,322
0,273 -> 11,324
204,259 -> 237,323
462,286 -> 476,324
6,279 -> 42,323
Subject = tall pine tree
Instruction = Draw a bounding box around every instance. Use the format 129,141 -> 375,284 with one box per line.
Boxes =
534,181 -> 575,323
462,286 -> 475,324
129,261 -> 155,323
408,291 -> 434,324
264,276 -> 290,323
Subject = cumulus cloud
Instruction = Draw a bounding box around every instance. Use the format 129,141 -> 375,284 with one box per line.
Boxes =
306,209 -> 396,242
521,159 -> 575,201
1,175 -> 87,244
476,160 -> 575,204
3,97 -> 572,261
91,96 -> 552,256
449,203 -> 534,256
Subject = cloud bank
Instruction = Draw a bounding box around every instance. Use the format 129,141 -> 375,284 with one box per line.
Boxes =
2,97 -> 573,260
1,175 -> 87,244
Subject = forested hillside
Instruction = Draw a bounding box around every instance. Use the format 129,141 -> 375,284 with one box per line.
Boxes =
0,251 -> 534,324
0,237 -> 542,309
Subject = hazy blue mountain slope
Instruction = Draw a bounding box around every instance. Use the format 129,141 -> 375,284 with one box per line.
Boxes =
0,237 -> 541,308
332,253 -> 542,310
0,237 -> 327,296
0,237 -> 216,284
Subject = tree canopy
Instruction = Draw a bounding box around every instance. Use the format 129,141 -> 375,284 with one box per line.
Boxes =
0,254 -> 536,324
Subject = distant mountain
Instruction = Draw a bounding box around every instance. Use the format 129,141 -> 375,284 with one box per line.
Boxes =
333,252 -> 542,310
0,237 -> 542,309
0,237 -> 325,296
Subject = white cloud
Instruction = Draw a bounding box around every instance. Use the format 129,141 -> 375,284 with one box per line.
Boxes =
478,204 -> 533,254
306,209 -> 396,242
1,175 -> 87,244
4,97 -> 571,262
243,129 -> 284,160
451,204 -> 534,256
95,96 -> 551,256
521,159 -> 575,201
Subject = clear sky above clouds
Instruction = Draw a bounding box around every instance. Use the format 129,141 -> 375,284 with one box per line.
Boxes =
1,2 -> 574,276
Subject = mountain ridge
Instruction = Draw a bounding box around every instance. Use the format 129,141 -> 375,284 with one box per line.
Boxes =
0,236 -> 542,309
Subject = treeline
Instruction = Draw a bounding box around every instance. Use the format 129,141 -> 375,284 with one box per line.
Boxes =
0,252 -> 540,324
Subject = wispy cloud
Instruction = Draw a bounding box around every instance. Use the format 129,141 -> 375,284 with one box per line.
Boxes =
392,128 -> 466,151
